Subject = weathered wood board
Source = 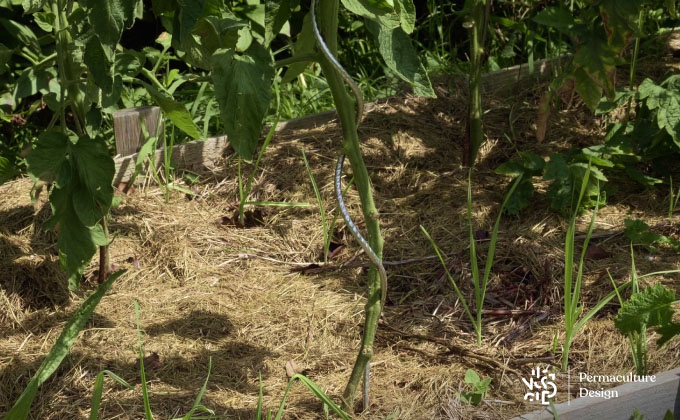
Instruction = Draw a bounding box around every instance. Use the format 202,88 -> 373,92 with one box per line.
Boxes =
113,136 -> 229,185
113,106 -> 162,156
513,368 -> 680,420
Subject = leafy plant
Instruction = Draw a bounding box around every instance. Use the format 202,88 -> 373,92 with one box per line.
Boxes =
615,283 -> 680,349
458,369 -> 491,406
4,270 -> 125,420
496,151 -> 610,216
422,172 -> 522,345
624,218 -> 680,252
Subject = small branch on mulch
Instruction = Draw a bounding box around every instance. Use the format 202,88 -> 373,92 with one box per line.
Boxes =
378,321 -> 523,378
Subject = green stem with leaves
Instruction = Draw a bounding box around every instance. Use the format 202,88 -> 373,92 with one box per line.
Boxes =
316,0 -> 384,411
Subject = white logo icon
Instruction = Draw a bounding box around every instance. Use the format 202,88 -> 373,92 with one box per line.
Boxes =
522,366 -> 557,405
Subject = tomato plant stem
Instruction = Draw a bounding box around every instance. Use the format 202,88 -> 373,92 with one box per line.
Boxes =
316,0 -> 384,412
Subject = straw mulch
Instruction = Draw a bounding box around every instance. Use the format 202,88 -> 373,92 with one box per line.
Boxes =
1,52 -> 679,420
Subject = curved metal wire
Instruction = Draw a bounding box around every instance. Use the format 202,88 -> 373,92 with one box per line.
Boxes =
310,0 -> 387,313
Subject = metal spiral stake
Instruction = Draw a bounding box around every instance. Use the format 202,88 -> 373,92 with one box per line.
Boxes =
311,0 -> 387,411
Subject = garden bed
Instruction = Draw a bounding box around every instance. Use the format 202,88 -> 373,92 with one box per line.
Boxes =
2,54 -> 680,419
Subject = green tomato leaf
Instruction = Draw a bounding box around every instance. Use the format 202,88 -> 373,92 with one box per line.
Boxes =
265,0 -> 291,47
70,135 -> 115,226
22,0 -> 46,13
0,43 -> 11,75
573,34 -> 622,102
503,177 -> 533,216
341,0 -> 400,29
235,26 -> 253,52
32,11 -> 55,32
519,151 -> 545,173
532,6 -> 575,33
624,218 -> 667,248
15,67 -> 54,99
638,78 -> 680,144
57,195 -> 108,289
572,68 -> 603,112
102,75 -> 124,109
211,44 -> 274,161
26,130 -> 70,181
367,20 -> 435,97
281,12 -> 316,84
0,156 -> 16,184
115,50 -> 145,77
394,0 -> 415,34
84,0 -> 125,45
0,17 -> 40,53
84,35 -> 114,93
495,161 -> 524,177
143,82 -> 201,140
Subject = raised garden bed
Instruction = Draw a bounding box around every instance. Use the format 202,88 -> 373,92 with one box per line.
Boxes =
2,52 -> 679,419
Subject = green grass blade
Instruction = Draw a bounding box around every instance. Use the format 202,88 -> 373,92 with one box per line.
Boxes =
571,181 -> 599,316
244,201 -> 311,207
273,374 -> 350,420
467,170 -> 481,304
637,269 -> 680,279
181,358 -> 213,420
4,270 -> 125,420
573,280 -> 632,334
301,147 -> 328,262
90,370 -> 133,420
421,225 -> 477,329
481,174 -> 523,305
134,301 -> 154,420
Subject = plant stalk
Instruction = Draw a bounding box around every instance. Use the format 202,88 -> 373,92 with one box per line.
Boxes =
316,0 -> 384,411
465,0 -> 490,166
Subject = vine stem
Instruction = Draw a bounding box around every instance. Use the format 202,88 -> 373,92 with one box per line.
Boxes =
315,0 -> 384,412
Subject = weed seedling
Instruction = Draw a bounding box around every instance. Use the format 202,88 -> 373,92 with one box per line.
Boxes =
459,369 -> 491,405
422,171 -> 522,345
560,167 -> 631,371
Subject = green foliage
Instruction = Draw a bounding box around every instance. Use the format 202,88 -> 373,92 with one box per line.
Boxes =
422,172 -> 522,345
459,369 -> 491,406
27,130 -> 114,289
637,76 -> 680,146
624,218 -> 680,251
496,151 -> 610,216
615,284 -> 680,347
4,271 -> 124,420
211,45 -> 275,161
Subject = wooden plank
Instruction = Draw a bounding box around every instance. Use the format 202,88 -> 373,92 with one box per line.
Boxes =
480,56 -> 569,94
113,106 -> 162,156
513,368 -> 680,420
113,136 -> 228,185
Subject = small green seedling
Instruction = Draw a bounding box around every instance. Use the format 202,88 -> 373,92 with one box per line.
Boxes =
458,369 -> 491,405
422,171 -> 522,345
